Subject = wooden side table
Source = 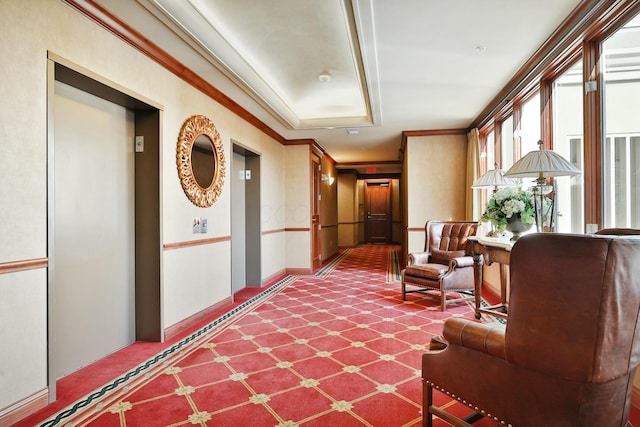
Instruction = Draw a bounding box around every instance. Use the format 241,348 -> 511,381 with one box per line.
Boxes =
466,236 -> 513,319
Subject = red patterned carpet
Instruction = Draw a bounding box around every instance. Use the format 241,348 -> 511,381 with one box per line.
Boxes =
13,244 -> 640,426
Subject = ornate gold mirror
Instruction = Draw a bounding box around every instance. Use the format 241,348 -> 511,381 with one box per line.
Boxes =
177,115 -> 225,207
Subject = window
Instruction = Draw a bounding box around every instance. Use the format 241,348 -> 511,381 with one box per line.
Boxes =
602,13 -> 640,228
553,61 -> 584,233
520,93 -> 541,156
486,130 -> 495,171
501,116 -> 514,170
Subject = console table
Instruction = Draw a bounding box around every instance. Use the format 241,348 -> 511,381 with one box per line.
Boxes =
466,236 -> 514,319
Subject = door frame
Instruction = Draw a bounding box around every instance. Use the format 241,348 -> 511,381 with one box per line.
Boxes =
47,54 -> 162,400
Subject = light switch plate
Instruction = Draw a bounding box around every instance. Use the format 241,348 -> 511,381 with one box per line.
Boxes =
192,217 -> 201,234
200,217 -> 207,233
135,136 -> 144,152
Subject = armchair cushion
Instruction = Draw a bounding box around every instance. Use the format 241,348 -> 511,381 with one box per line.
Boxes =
404,263 -> 449,280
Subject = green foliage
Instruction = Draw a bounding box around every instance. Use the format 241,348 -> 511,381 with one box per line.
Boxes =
480,187 -> 536,232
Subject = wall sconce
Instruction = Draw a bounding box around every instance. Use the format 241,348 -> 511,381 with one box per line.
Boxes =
321,173 -> 335,185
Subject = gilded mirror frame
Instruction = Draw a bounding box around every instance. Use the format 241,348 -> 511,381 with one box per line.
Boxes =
176,115 -> 226,207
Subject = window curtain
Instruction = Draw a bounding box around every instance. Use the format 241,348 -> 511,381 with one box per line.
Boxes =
466,128 -> 481,221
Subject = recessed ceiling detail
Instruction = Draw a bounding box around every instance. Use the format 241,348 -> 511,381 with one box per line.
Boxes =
148,0 -> 380,130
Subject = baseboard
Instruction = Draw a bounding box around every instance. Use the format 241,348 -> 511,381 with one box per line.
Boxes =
0,388 -> 48,426
482,280 -> 501,301
164,297 -> 232,341
286,267 -> 313,275
632,385 -> 640,409
261,269 -> 288,286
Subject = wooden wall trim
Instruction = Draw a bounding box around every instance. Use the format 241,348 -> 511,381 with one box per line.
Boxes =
164,297 -> 232,341
262,228 -> 285,235
632,385 -> 640,410
0,258 -> 48,275
470,0 -> 606,129
403,129 -> 468,138
284,228 -> 311,232
286,268 -> 313,276
400,128 -> 468,156
62,0 -> 286,144
163,236 -> 231,251
582,39 -> 603,229
0,388 -> 48,426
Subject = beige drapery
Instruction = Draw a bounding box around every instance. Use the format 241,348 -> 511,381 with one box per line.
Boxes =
465,128 -> 481,221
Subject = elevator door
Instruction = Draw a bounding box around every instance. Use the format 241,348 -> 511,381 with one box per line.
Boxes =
52,81 -> 135,380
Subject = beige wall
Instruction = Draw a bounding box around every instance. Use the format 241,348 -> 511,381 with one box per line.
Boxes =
0,0 -> 292,412
405,134 -> 468,256
320,157 -> 338,259
337,172 -> 359,247
284,145 -> 312,268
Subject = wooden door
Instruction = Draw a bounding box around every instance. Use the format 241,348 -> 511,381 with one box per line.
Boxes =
365,180 -> 392,243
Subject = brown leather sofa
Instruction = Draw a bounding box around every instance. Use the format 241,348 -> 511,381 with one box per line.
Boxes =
422,233 -> 640,427
401,220 -> 478,311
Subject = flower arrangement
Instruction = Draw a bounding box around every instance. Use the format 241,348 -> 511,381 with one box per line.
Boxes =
480,187 -> 536,234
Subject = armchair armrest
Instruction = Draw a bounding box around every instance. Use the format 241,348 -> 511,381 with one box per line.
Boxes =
442,318 -> 506,359
408,252 -> 430,265
450,256 -> 474,268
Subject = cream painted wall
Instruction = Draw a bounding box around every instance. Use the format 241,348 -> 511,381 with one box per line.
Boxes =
0,270 -> 47,411
0,0 -> 289,412
337,173 -> 358,247
284,145 -> 312,268
320,157 -> 338,260
405,134 -> 468,254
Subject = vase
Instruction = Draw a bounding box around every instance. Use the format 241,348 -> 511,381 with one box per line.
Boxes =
506,219 -> 533,241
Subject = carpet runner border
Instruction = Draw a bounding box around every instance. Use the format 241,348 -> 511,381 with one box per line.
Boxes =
38,274 -> 299,427
308,247 -> 352,278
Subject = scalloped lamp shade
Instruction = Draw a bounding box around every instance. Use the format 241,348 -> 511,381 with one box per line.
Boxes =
504,142 -> 581,233
504,148 -> 580,179
472,168 -> 519,188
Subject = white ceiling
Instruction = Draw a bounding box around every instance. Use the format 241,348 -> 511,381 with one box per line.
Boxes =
97,0 -> 583,170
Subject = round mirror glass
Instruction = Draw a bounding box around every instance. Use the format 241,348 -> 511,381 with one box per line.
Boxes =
191,134 -> 216,188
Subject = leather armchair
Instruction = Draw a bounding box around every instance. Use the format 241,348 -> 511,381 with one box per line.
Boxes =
401,220 -> 478,311
422,233 -> 640,427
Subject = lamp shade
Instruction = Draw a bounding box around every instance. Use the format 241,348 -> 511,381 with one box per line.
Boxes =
472,168 -> 519,188
504,141 -> 580,180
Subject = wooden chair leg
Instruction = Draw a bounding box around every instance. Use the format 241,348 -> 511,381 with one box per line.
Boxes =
401,271 -> 407,300
423,381 -> 433,427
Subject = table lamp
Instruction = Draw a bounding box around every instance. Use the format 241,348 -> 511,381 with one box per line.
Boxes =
504,140 -> 580,232
472,163 -> 519,194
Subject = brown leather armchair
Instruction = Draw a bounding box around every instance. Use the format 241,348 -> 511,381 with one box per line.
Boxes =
401,220 -> 478,311
422,233 -> 640,427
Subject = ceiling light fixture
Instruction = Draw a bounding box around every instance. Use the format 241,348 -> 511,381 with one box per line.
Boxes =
318,72 -> 332,83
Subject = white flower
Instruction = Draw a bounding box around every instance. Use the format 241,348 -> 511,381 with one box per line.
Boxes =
501,199 -> 525,218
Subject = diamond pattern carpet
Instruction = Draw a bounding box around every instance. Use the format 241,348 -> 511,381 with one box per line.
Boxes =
32,245 -> 503,427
